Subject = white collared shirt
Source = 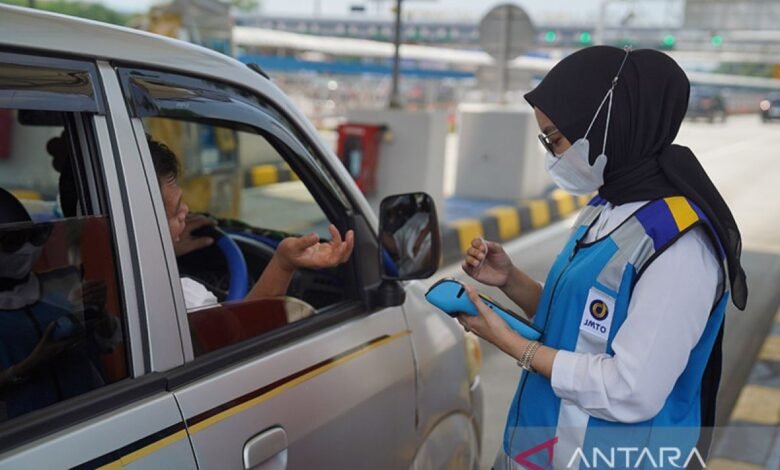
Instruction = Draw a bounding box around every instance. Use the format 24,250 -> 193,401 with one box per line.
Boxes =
550,201 -> 723,422
180,277 -> 218,310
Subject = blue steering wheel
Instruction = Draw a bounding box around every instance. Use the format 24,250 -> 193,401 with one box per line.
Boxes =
194,226 -> 249,301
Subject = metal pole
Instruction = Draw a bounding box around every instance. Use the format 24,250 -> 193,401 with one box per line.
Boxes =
595,0 -> 612,45
496,6 -> 510,104
389,0 -> 403,109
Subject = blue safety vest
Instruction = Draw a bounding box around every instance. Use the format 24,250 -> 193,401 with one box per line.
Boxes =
497,196 -> 729,470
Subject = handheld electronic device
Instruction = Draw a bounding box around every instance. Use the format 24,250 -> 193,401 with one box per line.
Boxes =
425,278 -> 542,341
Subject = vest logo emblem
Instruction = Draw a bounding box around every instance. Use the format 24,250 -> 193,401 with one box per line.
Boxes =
590,300 -> 609,320
580,289 -> 616,341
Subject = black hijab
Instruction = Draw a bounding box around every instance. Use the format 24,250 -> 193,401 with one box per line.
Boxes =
525,46 -> 747,310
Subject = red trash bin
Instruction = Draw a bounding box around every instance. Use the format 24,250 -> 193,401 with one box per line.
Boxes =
336,123 -> 387,194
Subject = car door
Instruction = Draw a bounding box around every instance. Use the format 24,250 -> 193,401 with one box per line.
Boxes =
114,66 -> 418,469
0,52 -> 195,468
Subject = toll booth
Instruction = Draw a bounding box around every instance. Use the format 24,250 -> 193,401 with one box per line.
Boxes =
336,123 -> 386,195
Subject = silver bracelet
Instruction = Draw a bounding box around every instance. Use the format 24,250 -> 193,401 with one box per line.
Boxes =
517,341 -> 541,373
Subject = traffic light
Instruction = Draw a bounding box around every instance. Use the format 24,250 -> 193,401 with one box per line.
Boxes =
545,31 -> 557,43
579,32 -> 592,45
711,34 -> 723,46
662,34 -> 676,48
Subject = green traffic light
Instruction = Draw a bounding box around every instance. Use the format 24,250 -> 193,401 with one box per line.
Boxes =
545,31 -> 557,42
579,32 -> 592,44
663,35 -> 675,47
711,34 -> 723,46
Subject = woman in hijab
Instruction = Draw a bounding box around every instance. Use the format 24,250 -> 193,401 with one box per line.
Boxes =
456,46 -> 747,469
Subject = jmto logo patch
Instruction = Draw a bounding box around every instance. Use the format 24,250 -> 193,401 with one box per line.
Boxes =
580,288 -> 615,340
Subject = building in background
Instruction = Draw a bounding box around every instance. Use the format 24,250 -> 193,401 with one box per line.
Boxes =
684,0 -> 780,31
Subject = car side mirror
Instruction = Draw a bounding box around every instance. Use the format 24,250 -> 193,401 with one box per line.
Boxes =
378,192 -> 440,281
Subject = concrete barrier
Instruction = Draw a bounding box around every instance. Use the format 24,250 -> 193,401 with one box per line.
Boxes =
439,189 -> 591,266
243,162 -> 299,188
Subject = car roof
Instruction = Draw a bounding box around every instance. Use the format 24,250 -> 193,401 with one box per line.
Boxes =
0,4 -> 266,92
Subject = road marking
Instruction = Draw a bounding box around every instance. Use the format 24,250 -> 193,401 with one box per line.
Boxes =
758,336 -> 780,362
729,384 -> 780,425
706,458 -> 764,470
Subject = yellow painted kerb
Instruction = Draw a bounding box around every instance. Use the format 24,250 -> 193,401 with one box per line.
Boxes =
551,190 -> 576,216
528,200 -> 551,229
486,206 -> 521,240
449,219 -> 484,253
251,165 -> 279,186
664,196 -> 698,231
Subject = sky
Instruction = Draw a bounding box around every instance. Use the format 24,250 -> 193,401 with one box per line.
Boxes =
98,0 -> 681,26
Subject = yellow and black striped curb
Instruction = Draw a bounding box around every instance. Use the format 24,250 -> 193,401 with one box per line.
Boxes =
439,190 -> 591,266
243,162 -> 299,188
708,308 -> 780,469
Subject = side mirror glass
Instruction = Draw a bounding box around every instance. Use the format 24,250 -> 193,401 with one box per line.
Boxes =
378,192 -> 440,280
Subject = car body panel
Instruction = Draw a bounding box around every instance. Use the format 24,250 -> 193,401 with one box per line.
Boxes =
0,393 -> 196,469
173,309 -> 417,469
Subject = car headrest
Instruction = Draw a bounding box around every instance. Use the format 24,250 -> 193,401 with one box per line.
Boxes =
0,188 -> 32,225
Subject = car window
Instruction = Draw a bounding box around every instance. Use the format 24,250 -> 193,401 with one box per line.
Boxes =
120,68 -> 357,358
0,57 -> 130,424
144,117 -> 332,238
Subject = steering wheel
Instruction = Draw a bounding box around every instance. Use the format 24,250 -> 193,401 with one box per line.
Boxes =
192,225 -> 249,301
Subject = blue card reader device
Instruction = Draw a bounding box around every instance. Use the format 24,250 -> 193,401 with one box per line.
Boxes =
425,278 -> 542,341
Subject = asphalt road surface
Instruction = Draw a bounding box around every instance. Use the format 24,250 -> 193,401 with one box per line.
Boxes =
427,114 -> 780,469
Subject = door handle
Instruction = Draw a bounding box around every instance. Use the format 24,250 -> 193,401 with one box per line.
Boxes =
243,426 -> 288,470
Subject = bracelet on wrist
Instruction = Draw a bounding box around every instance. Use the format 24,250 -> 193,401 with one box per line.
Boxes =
517,340 -> 541,373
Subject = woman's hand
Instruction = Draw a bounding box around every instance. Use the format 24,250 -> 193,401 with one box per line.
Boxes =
456,283 -> 514,347
461,238 -> 514,287
275,224 -> 354,273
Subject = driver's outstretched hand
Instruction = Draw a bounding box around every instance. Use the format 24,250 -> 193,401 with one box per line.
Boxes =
174,215 -> 216,257
276,225 -> 354,272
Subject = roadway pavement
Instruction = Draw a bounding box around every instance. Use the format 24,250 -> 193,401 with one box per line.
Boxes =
425,114 -> 780,469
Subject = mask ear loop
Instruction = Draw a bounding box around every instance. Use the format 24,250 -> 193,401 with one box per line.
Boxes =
584,46 -> 631,143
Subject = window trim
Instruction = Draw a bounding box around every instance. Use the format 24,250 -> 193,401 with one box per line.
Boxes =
0,50 -> 104,114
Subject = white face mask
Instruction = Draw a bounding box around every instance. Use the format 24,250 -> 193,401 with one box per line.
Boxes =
544,48 -> 630,195
545,137 -> 608,195
0,242 -> 41,280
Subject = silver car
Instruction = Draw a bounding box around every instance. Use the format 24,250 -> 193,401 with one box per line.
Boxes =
0,5 -> 482,469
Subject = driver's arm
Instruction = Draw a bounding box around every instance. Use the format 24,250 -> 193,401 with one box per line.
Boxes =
245,225 -> 354,302
246,253 -> 296,300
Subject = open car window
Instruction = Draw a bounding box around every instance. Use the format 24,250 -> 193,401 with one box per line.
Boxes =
118,67 -> 358,359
